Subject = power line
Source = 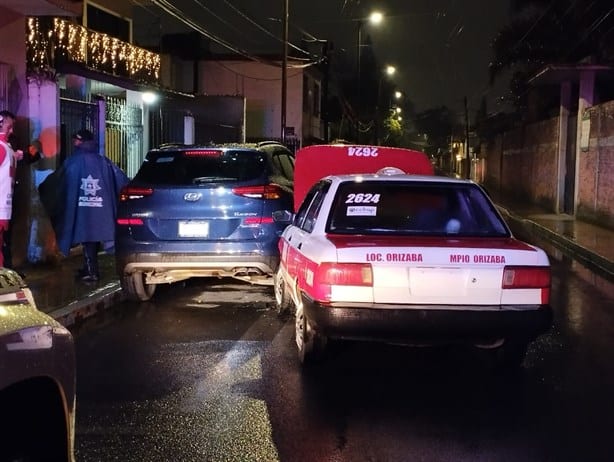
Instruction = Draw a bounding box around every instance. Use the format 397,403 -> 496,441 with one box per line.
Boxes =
144,0 -> 323,69
219,0 -> 315,57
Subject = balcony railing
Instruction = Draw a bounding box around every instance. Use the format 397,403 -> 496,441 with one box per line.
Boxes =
27,17 -> 160,85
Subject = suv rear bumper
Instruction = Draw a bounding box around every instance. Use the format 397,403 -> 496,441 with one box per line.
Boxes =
116,252 -> 279,284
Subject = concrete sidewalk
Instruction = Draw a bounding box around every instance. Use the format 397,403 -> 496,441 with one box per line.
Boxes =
22,251 -> 125,327
17,197 -> 614,328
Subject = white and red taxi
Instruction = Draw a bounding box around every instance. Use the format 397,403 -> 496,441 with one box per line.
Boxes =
274,144 -> 552,367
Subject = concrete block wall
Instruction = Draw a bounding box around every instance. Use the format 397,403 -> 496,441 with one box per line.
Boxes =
579,101 -> 614,228
486,118 -> 559,208
481,104 -> 614,229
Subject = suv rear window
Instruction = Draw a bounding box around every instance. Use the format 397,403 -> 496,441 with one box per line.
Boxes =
327,181 -> 510,237
135,149 -> 267,185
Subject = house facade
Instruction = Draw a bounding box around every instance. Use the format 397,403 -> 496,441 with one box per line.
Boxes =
3,2 -> 324,267
480,65 -> 614,230
199,58 -> 324,150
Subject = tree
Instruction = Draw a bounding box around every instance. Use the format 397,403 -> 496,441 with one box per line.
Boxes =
413,106 -> 456,156
490,0 -> 614,112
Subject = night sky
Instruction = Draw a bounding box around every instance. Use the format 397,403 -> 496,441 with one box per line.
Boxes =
136,0 -> 511,116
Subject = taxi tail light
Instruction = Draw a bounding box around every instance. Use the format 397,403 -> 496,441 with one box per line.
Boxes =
119,186 -> 153,202
315,263 -> 373,287
232,184 -> 282,200
502,266 -> 551,303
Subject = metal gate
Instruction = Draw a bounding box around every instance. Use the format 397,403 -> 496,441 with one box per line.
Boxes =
105,97 -> 143,178
59,89 -> 99,165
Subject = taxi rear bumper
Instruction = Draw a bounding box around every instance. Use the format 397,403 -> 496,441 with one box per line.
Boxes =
301,295 -> 553,345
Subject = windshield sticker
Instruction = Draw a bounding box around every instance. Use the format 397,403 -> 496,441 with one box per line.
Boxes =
345,193 -> 381,204
348,146 -> 379,157
347,205 -> 377,216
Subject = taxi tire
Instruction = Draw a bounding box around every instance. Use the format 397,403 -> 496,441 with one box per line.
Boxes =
498,340 -> 529,369
122,272 -> 156,302
482,340 -> 528,370
295,292 -> 327,365
274,268 -> 293,316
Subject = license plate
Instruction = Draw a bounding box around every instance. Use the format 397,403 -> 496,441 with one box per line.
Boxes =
409,268 -> 465,296
178,221 -> 209,237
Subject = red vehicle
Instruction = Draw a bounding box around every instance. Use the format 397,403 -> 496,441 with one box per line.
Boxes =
293,144 -> 434,211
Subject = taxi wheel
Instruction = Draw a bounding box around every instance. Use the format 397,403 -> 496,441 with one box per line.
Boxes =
481,339 -> 528,370
295,292 -> 326,365
274,268 -> 293,316
121,272 -> 156,302
498,340 -> 529,369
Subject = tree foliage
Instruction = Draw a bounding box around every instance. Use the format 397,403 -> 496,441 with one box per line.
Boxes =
490,0 -> 614,110
413,106 -> 455,155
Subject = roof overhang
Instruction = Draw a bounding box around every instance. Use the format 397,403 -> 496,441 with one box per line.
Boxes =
528,64 -> 614,86
2,0 -> 81,17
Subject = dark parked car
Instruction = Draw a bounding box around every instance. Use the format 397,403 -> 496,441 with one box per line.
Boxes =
0,267 -> 76,461
115,141 -> 295,301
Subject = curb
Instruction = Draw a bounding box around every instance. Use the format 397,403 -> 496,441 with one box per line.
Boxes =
498,206 -> 614,282
49,282 -> 126,327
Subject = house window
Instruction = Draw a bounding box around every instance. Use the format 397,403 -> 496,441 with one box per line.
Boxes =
86,3 -> 131,43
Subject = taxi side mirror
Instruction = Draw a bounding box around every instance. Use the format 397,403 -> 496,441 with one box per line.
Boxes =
272,210 -> 294,224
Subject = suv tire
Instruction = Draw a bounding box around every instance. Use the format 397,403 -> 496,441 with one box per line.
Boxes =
122,272 -> 156,301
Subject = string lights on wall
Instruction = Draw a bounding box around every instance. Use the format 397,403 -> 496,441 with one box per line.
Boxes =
26,17 -> 160,84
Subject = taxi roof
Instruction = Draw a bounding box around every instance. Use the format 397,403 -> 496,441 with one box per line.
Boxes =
293,144 -> 434,211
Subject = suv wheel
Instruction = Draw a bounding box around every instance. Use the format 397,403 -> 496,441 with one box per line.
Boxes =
122,272 -> 156,302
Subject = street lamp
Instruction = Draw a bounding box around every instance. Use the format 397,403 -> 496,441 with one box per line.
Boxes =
357,11 -> 384,88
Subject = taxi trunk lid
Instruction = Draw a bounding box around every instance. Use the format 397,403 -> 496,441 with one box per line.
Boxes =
327,235 -> 548,306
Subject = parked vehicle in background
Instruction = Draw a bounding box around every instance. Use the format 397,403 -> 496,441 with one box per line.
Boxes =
115,141 -> 295,301
0,267 -> 76,461
274,144 -> 552,368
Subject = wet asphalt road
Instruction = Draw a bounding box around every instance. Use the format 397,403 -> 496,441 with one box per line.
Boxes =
71,257 -> 614,462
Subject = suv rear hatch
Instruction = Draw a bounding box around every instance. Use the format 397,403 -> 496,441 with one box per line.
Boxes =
119,148 -> 277,242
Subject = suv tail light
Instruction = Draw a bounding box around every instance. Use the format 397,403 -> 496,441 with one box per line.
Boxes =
119,186 -> 154,202
243,216 -> 275,225
117,218 -> 144,226
184,149 -> 221,157
502,266 -> 551,303
232,184 -> 282,199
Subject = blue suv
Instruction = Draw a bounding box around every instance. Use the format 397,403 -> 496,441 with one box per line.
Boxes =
115,142 -> 295,301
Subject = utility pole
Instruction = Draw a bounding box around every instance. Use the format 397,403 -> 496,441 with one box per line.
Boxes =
322,41 -> 331,142
464,95 -> 470,179
281,0 -> 288,144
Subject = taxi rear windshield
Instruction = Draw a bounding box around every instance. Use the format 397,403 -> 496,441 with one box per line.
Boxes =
327,181 -> 510,237
135,150 -> 267,185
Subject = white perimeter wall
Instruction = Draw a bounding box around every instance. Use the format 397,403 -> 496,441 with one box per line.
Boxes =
199,60 -> 303,141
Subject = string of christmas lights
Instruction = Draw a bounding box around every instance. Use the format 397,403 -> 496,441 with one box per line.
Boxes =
26,17 -> 160,83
